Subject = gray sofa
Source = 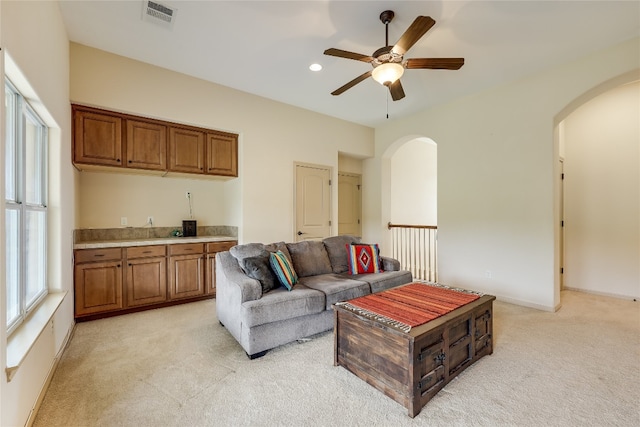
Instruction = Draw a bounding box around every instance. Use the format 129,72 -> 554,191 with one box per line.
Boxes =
216,235 -> 412,358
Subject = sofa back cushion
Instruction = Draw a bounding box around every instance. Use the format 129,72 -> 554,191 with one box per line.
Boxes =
263,241 -> 292,263
230,243 -> 266,266
323,235 -> 362,273
286,241 -> 333,277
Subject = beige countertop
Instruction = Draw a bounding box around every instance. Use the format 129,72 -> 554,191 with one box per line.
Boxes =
74,235 -> 237,250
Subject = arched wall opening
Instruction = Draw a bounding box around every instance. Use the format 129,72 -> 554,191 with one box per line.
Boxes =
553,70 -> 640,304
380,135 -> 438,278
389,138 -> 438,226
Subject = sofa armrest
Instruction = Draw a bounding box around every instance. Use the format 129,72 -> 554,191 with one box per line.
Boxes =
216,251 -> 262,303
380,256 -> 401,272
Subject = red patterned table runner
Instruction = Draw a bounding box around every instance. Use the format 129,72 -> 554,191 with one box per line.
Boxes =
339,283 -> 481,332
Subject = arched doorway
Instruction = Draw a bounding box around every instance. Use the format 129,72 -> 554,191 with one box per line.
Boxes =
383,136 -> 438,281
554,70 -> 640,303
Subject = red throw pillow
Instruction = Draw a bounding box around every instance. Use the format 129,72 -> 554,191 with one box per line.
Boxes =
346,244 -> 382,274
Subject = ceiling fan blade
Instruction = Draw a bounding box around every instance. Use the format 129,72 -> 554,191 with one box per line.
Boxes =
393,16 -> 436,55
331,71 -> 373,96
324,48 -> 374,63
405,58 -> 465,70
388,80 -> 405,101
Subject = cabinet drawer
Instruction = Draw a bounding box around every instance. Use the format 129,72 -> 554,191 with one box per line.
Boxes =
169,243 -> 204,256
206,241 -> 236,253
126,245 -> 166,259
75,248 -> 122,263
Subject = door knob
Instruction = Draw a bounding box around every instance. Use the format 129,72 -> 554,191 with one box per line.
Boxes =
297,231 -> 305,236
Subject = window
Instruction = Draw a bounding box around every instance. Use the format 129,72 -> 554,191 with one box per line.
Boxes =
5,79 -> 48,334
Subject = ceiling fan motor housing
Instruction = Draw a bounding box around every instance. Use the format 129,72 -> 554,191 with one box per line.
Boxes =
372,46 -> 403,67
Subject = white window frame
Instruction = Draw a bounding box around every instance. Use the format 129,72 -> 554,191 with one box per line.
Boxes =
5,78 -> 48,334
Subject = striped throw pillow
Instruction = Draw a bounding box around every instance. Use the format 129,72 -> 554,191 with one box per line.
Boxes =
270,250 -> 298,290
346,244 -> 382,275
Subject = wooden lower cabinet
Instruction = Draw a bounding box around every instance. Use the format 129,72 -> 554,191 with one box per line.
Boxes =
168,243 -> 205,299
74,240 -> 236,319
206,241 -> 236,296
169,254 -> 205,299
74,258 -> 124,317
125,246 -> 167,307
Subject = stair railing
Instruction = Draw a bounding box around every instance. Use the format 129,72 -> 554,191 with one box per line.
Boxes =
388,222 -> 438,282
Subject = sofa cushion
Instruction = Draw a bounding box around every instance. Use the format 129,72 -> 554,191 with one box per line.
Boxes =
342,270 -> 413,294
286,241 -> 333,277
270,250 -> 298,290
230,243 -> 266,267
241,284 -> 325,327
298,274 -> 370,310
346,244 -> 382,275
323,235 -> 361,273
264,241 -> 293,263
240,251 -> 279,293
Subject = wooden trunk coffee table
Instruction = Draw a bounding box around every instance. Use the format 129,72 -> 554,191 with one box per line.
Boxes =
333,283 -> 495,417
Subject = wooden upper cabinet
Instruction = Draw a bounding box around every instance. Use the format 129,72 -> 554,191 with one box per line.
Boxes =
206,133 -> 238,177
126,119 -> 167,171
72,104 -> 238,178
73,108 -> 123,166
169,127 -> 205,174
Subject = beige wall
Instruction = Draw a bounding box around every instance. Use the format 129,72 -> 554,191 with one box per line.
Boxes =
563,81 -> 639,299
70,44 -> 374,243
79,172 -> 227,229
338,153 -> 363,175
1,1 -> 75,426
365,37 -> 639,311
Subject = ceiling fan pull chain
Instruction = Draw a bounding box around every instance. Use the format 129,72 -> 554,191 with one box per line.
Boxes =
386,91 -> 389,119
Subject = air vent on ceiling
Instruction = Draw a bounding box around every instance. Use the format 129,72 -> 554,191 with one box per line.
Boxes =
141,0 -> 177,29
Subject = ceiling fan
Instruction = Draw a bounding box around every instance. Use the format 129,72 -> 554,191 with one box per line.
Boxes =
324,10 -> 464,101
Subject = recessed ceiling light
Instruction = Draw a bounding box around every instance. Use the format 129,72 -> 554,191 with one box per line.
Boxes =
309,63 -> 322,72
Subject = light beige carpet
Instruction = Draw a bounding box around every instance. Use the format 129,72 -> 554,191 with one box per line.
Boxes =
33,291 -> 640,426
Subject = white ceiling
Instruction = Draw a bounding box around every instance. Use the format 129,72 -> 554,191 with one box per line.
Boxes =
58,0 -> 640,128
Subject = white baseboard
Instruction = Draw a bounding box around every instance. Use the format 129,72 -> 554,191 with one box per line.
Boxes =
494,294 -> 559,312
563,286 -> 639,301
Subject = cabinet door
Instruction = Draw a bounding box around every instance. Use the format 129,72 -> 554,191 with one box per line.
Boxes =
206,133 -> 238,177
168,254 -> 205,299
74,261 -> 123,317
126,120 -> 167,170
205,241 -> 236,296
73,109 -> 123,166
126,257 -> 167,307
206,253 -> 217,296
168,127 -> 205,174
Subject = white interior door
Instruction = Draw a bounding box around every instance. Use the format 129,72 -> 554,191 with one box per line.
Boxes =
338,173 -> 361,237
295,164 -> 331,242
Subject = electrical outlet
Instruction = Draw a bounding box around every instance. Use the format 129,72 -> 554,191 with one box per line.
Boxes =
147,216 -> 154,226
485,270 -> 493,279
120,217 -> 128,226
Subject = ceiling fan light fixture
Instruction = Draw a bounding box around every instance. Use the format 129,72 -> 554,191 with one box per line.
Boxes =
372,62 -> 404,86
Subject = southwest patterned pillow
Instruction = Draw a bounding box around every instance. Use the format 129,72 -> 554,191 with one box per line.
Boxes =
270,250 -> 298,290
346,244 -> 383,275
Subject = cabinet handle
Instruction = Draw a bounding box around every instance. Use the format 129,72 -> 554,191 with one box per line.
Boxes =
117,159 -> 121,162
128,263 -> 132,266
143,250 -> 152,254
117,264 -> 121,268
94,254 -> 105,257
128,160 -> 132,163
